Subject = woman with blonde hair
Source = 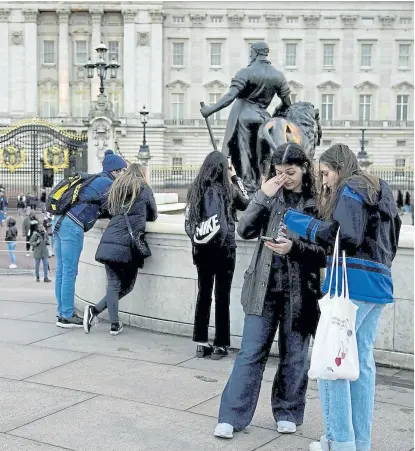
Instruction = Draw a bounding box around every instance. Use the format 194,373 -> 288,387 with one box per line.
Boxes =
83,163 -> 157,336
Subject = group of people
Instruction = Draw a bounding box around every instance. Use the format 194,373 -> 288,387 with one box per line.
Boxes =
184,143 -> 401,451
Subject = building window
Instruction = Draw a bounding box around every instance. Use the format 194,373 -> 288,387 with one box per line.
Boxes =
108,41 -> 119,62
286,17 -> 298,24
361,17 -> 374,25
395,157 -> 406,176
172,42 -> 184,66
210,43 -> 222,66
209,93 -> 222,120
43,40 -> 55,64
400,17 -> 412,25
359,94 -> 371,121
172,157 -> 183,176
39,87 -> 58,117
322,139 -> 332,147
211,16 -> 223,23
397,95 -> 409,121
75,40 -> 88,65
323,17 -> 336,25
397,140 -> 407,147
321,94 -> 334,120
323,44 -> 335,67
360,43 -> 372,67
398,44 -> 411,68
285,43 -> 297,66
107,87 -> 122,117
173,138 -> 183,146
290,93 -> 297,103
171,93 -> 184,119
72,88 -> 90,117
248,16 -> 260,24
172,16 -> 185,24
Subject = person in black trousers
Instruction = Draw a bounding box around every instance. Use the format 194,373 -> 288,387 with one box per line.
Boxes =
185,151 -> 250,359
83,163 -> 157,336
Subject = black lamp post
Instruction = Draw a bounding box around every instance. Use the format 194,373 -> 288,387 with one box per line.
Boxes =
138,105 -> 151,164
85,43 -> 120,96
358,128 -> 372,170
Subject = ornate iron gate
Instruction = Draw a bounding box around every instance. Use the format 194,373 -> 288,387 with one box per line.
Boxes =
0,118 -> 87,206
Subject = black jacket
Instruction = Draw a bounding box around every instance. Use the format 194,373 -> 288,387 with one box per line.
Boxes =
238,189 -> 326,337
185,177 -> 249,257
284,177 -> 401,304
95,185 -> 157,267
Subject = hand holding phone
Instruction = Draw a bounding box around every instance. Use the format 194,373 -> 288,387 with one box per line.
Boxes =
260,236 -> 279,243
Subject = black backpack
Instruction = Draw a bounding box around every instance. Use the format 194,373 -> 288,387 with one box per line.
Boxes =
5,229 -> 13,242
46,172 -> 99,216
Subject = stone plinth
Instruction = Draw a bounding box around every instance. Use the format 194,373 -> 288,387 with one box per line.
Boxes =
75,217 -> 414,369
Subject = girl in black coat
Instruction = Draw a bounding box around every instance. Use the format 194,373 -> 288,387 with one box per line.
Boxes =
83,163 -> 157,336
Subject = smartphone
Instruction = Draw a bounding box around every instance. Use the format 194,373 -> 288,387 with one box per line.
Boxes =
227,156 -> 232,169
260,236 -> 279,243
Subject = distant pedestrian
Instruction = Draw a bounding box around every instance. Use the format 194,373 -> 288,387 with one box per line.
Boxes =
396,190 -> 404,214
404,191 -> 411,213
5,217 -> 18,269
40,189 -> 47,213
22,212 -> 39,256
30,223 -> 51,283
44,213 -> 54,257
26,192 -> 32,215
17,194 -> 26,217
0,191 -> 7,227
30,194 -> 38,211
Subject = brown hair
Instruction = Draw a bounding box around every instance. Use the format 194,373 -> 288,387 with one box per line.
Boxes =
318,143 -> 380,220
107,163 -> 147,215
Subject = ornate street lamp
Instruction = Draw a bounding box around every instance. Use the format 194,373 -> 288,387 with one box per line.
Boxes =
85,43 -> 120,96
357,128 -> 372,170
138,105 -> 151,165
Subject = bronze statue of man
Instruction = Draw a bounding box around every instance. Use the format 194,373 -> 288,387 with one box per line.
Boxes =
201,41 -> 292,193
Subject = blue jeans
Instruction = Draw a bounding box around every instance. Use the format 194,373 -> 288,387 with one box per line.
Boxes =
35,256 -> 49,279
7,242 -> 16,265
318,300 -> 384,451
54,216 -> 84,319
218,294 -> 310,430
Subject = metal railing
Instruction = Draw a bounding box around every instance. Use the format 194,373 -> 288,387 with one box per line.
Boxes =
150,165 -> 414,202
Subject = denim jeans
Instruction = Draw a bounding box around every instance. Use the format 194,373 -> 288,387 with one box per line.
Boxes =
54,216 -> 84,319
35,256 -> 49,279
218,293 -> 310,430
7,242 -> 16,265
318,300 -> 384,451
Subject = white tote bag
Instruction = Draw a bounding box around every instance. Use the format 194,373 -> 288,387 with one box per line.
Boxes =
308,229 -> 360,381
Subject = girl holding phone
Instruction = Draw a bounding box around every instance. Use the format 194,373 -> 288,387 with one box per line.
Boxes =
214,143 -> 325,439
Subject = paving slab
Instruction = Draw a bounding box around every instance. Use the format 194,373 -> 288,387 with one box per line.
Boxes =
27,354 -> 230,410
0,378 -> 96,432
10,395 -> 279,451
0,280 -> 55,304
20,307 -> 58,324
31,325 -> 201,365
0,343 -> 88,380
0,433 -> 69,451
375,384 -> 414,407
0,300 -> 54,320
256,434 -> 315,450
0,318 -> 70,345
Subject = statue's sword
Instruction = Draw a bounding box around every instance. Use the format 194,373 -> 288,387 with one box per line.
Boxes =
200,102 -> 218,152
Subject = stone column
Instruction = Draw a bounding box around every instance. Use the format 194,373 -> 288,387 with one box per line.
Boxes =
122,9 -> 137,117
149,10 -> 164,119
89,7 -> 103,101
0,9 -> 10,115
57,9 -> 70,117
22,9 -> 38,115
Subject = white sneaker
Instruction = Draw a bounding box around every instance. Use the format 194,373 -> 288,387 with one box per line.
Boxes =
309,442 -> 323,451
214,423 -> 234,439
277,420 -> 296,434
9,264 -> 17,269
26,253 -> 30,257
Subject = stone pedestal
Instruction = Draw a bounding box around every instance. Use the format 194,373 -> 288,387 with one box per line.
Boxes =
84,93 -> 120,173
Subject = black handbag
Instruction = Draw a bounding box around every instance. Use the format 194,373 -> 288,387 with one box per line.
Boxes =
124,213 -> 151,259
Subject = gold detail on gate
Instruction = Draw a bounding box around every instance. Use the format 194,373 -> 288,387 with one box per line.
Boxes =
43,146 -> 69,171
0,145 -> 25,172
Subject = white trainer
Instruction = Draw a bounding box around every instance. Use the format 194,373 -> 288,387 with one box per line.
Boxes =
277,420 -> 296,434
9,264 -> 17,269
214,423 -> 234,439
309,441 -> 323,451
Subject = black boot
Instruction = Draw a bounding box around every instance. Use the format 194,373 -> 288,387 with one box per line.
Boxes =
196,343 -> 213,358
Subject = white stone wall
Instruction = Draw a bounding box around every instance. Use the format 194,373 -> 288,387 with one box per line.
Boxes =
0,1 -> 413,166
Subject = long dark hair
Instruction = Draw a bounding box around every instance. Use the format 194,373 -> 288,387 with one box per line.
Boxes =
267,143 -> 316,201
186,151 -> 232,225
319,143 -> 380,220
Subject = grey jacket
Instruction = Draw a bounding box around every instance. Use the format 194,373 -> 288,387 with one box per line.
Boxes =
237,189 -> 326,336
30,231 -> 50,259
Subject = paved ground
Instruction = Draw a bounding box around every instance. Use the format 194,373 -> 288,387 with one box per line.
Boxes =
0,276 -> 413,451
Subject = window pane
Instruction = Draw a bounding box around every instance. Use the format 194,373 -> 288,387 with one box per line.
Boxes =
361,44 -> 372,66
75,41 -> 87,64
108,41 -> 119,62
210,43 -> 222,66
323,44 -> 334,66
43,41 -> 55,64
173,43 -> 184,66
359,94 -> 371,120
399,44 -> 410,67
291,93 -> 297,103
321,94 -> 334,120
209,93 -> 221,120
172,93 -> 184,119
285,43 -> 297,66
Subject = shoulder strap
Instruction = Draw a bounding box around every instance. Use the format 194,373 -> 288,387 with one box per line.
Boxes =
124,213 -> 134,237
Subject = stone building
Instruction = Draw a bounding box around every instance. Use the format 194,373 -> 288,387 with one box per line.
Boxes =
0,1 -> 413,169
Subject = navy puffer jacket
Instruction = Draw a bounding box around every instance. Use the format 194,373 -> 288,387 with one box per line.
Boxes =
95,184 -> 157,267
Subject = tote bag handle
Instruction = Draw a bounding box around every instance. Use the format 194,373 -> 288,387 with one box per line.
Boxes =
327,228 -> 341,298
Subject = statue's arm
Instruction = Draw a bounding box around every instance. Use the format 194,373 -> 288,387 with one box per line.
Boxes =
200,86 -> 240,118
